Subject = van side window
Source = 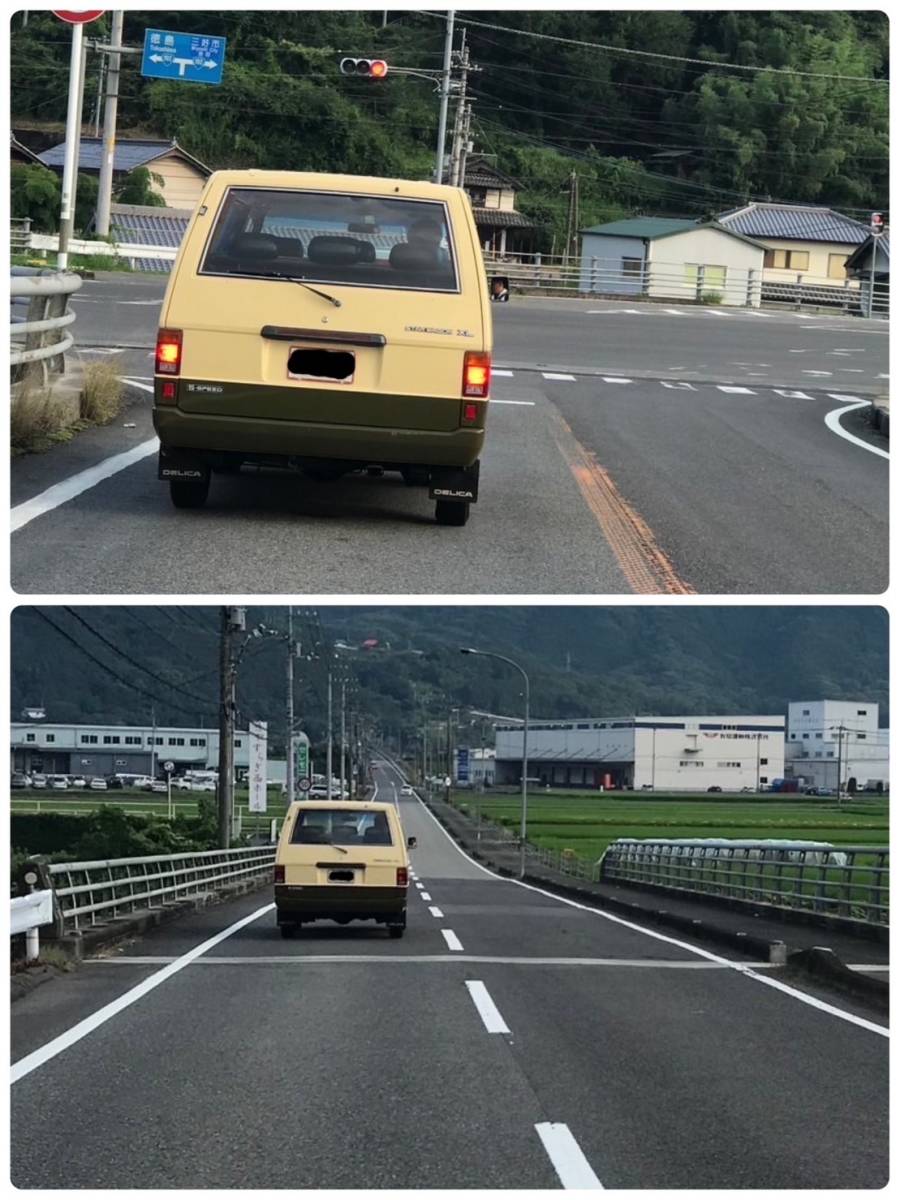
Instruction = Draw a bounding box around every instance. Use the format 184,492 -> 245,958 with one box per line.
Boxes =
201,188 -> 459,294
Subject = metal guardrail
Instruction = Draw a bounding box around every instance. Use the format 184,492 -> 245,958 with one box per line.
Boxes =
599,839 -> 889,925
11,216 -> 32,253
10,889 -> 54,962
24,846 -> 276,936
10,267 -> 82,386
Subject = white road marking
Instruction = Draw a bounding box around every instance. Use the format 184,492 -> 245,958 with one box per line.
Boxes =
535,1123 -> 604,1189
846,965 -> 890,973
833,348 -> 864,353
837,369 -> 865,373
465,980 -> 510,1033
703,308 -> 729,316
441,929 -> 463,951
421,891 -> 432,901
802,370 -> 833,376
586,308 -> 641,314
827,393 -> 867,403
492,399 -> 536,406
542,372 -> 576,381
877,373 -> 889,378
824,400 -> 888,460
716,386 -> 755,394
89,954 -> 779,968
415,881 -> 424,889
11,437 -> 159,533
774,389 -> 813,400
660,381 -> 695,390
408,788 -> 889,1038
78,346 -> 124,355
11,904 -> 275,1083
122,378 -> 155,392
788,349 -> 809,353
794,313 -> 815,319
492,369 -> 514,376
664,308 -> 686,316
428,906 -> 444,919
601,377 -> 632,384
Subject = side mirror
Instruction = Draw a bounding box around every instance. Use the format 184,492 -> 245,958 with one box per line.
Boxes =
407,836 -> 417,849
489,274 -> 510,302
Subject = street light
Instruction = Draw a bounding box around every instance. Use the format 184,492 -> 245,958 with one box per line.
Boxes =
460,647 -> 530,878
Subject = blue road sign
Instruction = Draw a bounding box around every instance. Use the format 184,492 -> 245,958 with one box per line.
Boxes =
457,747 -> 470,782
141,29 -> 226,85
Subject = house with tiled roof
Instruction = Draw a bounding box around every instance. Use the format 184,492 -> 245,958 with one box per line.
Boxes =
10,133 -> 44,167
38,137 -> 211,208
461,156 -> 536,255
578,217 -> 766,305
716,202 -> 870,287
845,230 -> 890,318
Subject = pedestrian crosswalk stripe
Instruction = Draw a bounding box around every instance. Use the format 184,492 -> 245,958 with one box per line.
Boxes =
660,381 -> 696,390
717,386 -> 755,394
542,372 -> 576,381
774,389 -> 813,399
827,394 -> 867,403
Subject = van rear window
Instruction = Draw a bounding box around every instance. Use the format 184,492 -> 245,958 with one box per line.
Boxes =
200,188 -> 459,293
291,808 -> 394,847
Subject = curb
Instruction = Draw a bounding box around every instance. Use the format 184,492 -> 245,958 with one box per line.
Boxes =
869,402 -> 889,438
785,946 -> 888,1014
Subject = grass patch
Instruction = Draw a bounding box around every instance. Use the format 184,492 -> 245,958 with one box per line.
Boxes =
10,384 -> 76,454
80,361 -> 123,425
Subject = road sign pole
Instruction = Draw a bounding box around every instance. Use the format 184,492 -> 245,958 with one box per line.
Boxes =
95,9 -> 123,238
57,22 -> 87,270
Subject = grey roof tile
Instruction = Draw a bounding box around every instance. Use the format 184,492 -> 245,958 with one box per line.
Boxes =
717,202 -> 869,244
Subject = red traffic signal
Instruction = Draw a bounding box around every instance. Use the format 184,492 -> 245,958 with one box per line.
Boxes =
339,57 -> 389,78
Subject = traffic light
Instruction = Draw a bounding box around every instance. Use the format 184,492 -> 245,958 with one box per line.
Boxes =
339,57 -> 389,78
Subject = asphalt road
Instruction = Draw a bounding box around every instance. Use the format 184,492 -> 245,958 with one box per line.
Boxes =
11,761 -> 889,1189
10,280 -> 889,594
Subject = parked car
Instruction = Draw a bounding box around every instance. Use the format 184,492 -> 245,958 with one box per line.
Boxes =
11,771 -> 31,789
68,776 -> 87,789
89,777 -> 108,790
706,786 -> 723,793
49,775 -> 69,790
150,780 -> 168,793
31,774 -> 47,789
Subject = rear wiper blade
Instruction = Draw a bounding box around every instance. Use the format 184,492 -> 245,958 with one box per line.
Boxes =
268,272 -> 342,309
327,842 -> 349,854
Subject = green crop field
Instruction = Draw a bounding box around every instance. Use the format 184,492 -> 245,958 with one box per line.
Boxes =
9,788 -> 289,833
451,790 -> 889,862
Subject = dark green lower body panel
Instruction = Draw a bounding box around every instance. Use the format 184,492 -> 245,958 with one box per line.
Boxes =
275,883 -> 407,923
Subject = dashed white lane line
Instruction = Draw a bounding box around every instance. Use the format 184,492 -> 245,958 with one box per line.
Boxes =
664,308 -> 686,316
774,389 -> 814,399
441,929 -> 463,951
717,386 -> 755,394
661,381 -> 696,390
11,903 -> 274,1082
492,399 -> 536,406
492,369 -> 514,376
11,437 -> 159,533
542,372 -> 576,381
824,400 -> 888,460
535,1123 -> 604,1189
421,891 -> 433,901
428,906 -> 444,919
827,393 -> 867,403
465,980 -> 510,1033
802,370 -> 833,376
601,376 -> 632,384
415,881 -> 424,889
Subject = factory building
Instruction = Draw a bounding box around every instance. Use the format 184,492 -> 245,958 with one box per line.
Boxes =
11,721 -> 251,779
493,714 -> 785,792
784,701 -> 889,791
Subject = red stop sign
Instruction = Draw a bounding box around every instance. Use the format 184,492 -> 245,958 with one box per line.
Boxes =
53,10 -> 106,23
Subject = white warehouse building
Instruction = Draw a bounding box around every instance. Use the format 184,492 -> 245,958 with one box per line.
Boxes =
494,714 -> 785,792
784,700 -> 889,791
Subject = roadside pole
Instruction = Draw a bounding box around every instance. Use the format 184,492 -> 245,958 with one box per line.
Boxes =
57,22 -> 87,270
95,9 -> 123,237
340,678 -> 347,800
326,669 -> 334,799
217,607 -> 237,847
433,9 -> 455,183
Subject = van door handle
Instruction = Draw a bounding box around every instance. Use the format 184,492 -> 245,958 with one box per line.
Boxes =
261,326 -> 387,348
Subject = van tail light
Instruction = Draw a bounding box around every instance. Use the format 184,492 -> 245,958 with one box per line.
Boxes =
462,351 -> 491,398
396,867 -> 409,887
156,328 -> 183,376
274,865 -> 285,883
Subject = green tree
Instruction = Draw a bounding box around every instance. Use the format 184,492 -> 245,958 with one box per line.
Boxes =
10,164 -> 60,232
115,166 -> 166,206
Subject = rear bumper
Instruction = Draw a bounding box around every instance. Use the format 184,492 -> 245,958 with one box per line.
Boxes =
153,382 -> 486,468
275,884 -> 406,920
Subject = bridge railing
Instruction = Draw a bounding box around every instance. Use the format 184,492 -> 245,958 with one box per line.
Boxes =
11,216 -> 32,254
598,839 -> 888,926
10,267 -> 82,387
21,846 -> 276,937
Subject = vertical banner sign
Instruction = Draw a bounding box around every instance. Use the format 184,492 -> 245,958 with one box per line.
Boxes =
248,721 -> 268,812
457,747 -> 470,782
292,736 -> 309,783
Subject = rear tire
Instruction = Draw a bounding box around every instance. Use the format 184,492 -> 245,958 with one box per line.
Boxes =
279,923 -> 296,939
435,499 -> 470,526
388,925 -> 405,939
169,478 -> 209,509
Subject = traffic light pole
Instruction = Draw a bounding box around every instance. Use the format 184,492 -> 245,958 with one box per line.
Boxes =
95,9 -> 123,238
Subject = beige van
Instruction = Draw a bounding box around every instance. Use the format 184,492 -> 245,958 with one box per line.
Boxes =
154,170 -> 493,526
274,800 -> 416,938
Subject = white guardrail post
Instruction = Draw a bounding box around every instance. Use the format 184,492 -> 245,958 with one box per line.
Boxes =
10,888 -> 55,963
10,268 -> 83,387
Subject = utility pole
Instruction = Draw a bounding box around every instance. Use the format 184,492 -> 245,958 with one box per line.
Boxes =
58,25 -> 88,269
835,724 -> 845,804
434,9 -> 455,183
563,170 -> 580,266
150,705 -> 157,781
92,45 -> 106,137
285,607 -> 295,807
95,9 -> 124,238
217,607 -> 240,848
340,676 -> 347,800
449,29 -> 469,187
326,668 -> 334,799
755,733 -> 761,794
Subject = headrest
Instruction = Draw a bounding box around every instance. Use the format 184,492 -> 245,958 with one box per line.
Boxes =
307,236 -> 368,266
389,243 -> 440,272
231,233 -> 278,261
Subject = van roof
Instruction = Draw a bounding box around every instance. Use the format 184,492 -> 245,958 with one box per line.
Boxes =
288,800 -> 395,813
203,169 -> 464,200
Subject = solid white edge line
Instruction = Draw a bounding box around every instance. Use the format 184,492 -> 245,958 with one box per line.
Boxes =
441,929 -> 463,951
11,903 -> 275,1083
396,773 -> 889,1038
428,906 -> 444,918
465,980 -> 510,1033
535,1122 -> 604,1189
824,400 -> 889,460
492,399 -> 536,406
11,436 -> 159,533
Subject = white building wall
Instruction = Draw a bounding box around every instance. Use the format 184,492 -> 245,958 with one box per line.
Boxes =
785,700 -> 888,788
11,722 -> 251,769
646,228 -> 764,306
634,718 -> 784,790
